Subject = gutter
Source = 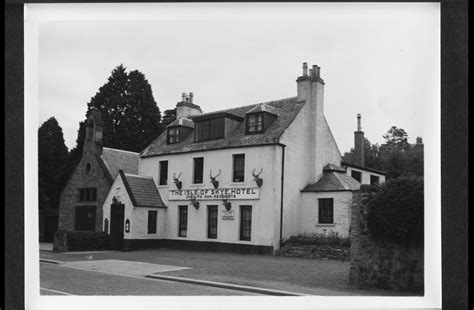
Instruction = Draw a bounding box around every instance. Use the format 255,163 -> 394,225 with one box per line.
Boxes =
279,144 -> 286,247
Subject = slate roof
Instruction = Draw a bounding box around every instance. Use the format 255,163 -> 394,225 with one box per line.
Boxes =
141,97 -> 304,157
301,169 -> 361,192
101,147 -> 139,179
245,103 -> 279,115
120,171 -> 166,208
167,118 -> 194,128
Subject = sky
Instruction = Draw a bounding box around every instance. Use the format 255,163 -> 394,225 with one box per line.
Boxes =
36,3 -> 440,154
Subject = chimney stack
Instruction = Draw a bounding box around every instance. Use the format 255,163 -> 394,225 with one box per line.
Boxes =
189,92 -> 194,103
176,91 -> 202,119
354,114 -> 365,167
416,137 -> 423,144
302,62 -> 308,76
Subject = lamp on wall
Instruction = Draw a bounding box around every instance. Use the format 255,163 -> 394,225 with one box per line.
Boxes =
125,219 -> 130,233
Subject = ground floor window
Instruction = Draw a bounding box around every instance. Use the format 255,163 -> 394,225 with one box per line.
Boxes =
178,205 -> 188,237
207,205 -> 218,239
240,205 -> 252,241
148,210 -> 157,234
351,170 -> 362,182
75,205 -> 96,231
318,198 -> 334,224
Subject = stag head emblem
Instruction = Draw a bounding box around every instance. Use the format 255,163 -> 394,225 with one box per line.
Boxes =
222,199 -> 232,211
252,168 -> 263,187
190,197 -> 200,209
173,172 -> 182,190
209,169 -> 221,189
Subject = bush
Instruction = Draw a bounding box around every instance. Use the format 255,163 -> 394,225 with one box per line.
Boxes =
367,176 -> 424,245
281,232 -> 350,247
66,231 -> 110,251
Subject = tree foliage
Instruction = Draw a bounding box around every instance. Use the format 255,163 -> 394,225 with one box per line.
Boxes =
367,176 -> 424,245
342,126 -> 423,179
86,64 -> 164,152
162,108 -> 177,127
38,117 -> 69,211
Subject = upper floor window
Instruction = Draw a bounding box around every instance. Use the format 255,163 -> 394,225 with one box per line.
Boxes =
246,113 -> 263,134
195,118 -> 225,142
233,154 -> 245,182
77,187 -> 97,202
159,161 -> 168,185
193,157 -> 204,184
370,175 -> 380,185
351,170 -> 362,182
167,127 -> 180,144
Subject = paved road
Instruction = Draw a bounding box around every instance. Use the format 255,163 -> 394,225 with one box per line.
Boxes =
40,262 -> 259,296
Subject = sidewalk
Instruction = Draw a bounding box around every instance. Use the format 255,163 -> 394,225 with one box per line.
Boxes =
40,247 -> 413,296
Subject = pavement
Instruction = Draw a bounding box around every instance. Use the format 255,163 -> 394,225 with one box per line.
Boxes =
40,243 -> 414,296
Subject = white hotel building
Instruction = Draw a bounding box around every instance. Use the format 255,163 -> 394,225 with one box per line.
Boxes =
101,63 -> 385,254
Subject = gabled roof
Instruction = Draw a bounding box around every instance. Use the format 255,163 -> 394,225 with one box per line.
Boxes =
100,147 -> 139,179
167,118 -> 194,128
301,169 -> 361,192
141,97 -> 304,157
119,171 -> 166,208
245,103 -> 279,115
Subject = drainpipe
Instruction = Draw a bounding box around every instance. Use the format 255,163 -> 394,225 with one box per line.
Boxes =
279,144 -> 286,248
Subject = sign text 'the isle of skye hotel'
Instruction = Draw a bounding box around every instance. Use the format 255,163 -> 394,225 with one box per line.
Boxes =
168,187 -> 260,200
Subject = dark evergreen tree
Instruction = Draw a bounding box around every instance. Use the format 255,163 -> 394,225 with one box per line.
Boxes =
342,138 -> 383,171
38,117 -> 69,211
382,126 -> 410,149
86,64 -> 164,152
162,108 -> 177,127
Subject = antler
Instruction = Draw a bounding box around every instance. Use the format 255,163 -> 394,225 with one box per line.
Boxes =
252,168 -> 263,177
173,172 -> 181,180
210,169 -> 221,179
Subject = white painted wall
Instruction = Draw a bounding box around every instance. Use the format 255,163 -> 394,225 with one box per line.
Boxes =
346,167 -> 386,185
139,145 -> 282,249
300,191 -> 353,238
102,175 -> 166,240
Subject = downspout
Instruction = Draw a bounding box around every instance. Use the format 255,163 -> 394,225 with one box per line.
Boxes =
279,144 -> 286,248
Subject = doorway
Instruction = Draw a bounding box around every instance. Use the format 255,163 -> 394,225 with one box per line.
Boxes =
110,203 -> 125,250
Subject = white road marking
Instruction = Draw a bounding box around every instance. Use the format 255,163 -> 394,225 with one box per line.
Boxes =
40,287 -> 75,296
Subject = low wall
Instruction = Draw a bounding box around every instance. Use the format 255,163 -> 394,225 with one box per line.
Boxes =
278,244 -> 350,261
349,189 -> 424,294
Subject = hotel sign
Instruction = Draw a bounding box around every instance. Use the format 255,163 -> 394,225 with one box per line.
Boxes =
168,187 -> 260,201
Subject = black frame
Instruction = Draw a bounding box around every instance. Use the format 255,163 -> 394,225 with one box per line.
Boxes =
159,160 -> 168,185
193,157 -> 204,184
194,117 -> 225,142
232,154 -> 245,182
207,205 -> 218,239
148,210 -> 158,234
246,112 -> 264,134
318,198 -> 334,224
74,205 -> 96,231
178,205 -> 188,237
77,187 -> 97,202
239,205 -> 252,241
167,126 -> 180,144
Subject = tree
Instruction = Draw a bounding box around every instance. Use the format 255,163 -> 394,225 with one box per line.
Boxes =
382,126 -> 410,149
342,138 -> 383,171
86,64 -> 164,152
162,108 -> 177,127
38,117 -> 69,211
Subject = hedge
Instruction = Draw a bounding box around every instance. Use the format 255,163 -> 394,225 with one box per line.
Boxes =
367,176 -> 424,245
56,230 -> 110,251
281,232 -> 350,247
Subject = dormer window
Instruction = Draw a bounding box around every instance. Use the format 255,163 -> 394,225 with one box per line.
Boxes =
195,117 -> 225,142
167,127 -> 180,144
246,113 -> 263,134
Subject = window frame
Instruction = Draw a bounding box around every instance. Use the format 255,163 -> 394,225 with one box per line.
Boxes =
193,157 -> 204,184
370,174 -> 380,185
74,205 -> 96,231
239,205 -> 252,241
246,112 -> 264,134
178,205 -> 188,237
167,126 -> 180,144
318,198 -> 334,224
232,154 -> 245,183
77,187 -> 97,202
148,210 -> 158,234
207,205 -> 218,239
159,160 -> 168,186
194,117 -> 225,142
351,170 -> 362,182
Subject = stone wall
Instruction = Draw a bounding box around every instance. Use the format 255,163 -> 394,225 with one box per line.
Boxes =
278,243 -> 350,261
349,188 -> 424,294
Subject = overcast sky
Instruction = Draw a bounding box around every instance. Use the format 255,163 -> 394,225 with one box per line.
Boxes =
36,3 -> 439,154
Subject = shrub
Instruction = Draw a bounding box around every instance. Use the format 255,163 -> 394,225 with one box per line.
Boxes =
281,232 -> 350,247
66,231 -> 110,251
367,176 -> 424,245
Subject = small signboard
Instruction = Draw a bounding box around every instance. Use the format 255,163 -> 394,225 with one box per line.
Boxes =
222,210 -> 235,220
169,187 -> 259,201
